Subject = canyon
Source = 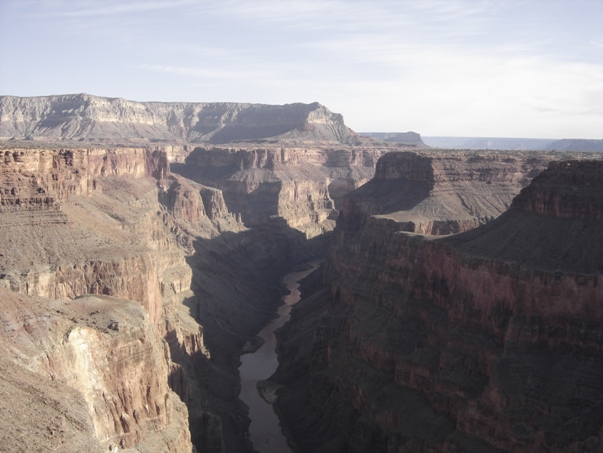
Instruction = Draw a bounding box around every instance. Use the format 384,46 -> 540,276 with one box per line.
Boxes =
1,95 -> 602,453
271,153 -> 603,452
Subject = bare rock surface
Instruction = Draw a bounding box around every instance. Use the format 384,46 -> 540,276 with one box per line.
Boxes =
272,153 -> 603,452
0,142 -> 333,452
0,94 -> 359,145
175,144 -> 404,237
0,144 -> 237,451
339,150 -> 568,235
0,289 -> 193,452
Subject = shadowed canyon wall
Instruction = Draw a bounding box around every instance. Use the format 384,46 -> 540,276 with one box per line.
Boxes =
176,145 -> 411,237
272,154 -> 603,452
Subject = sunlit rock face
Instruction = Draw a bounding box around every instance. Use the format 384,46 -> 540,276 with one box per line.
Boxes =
0,144 -> 239,452
0,289 -> 194,452
0,94 -> 359,144
273,154 -> 603,453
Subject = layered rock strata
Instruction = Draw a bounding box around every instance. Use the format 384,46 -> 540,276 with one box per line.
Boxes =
0,142 -> 337,452
176,145 -> 397,237
339,150 -> 559,236
0,94 -> 359,144
0,289 -> 193,452
273,155 -> 603,452
0,144 -> 243,451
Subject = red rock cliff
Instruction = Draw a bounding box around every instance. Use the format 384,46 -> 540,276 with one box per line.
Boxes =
0,145 -> 241,451
273,156 -> 603,453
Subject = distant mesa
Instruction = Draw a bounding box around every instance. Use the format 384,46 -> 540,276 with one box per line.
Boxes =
422,136 -> 603,152
545,138 -> 603,152
0,93 -> 359,145
360,131 -> 428,147
422,136 -> 557,150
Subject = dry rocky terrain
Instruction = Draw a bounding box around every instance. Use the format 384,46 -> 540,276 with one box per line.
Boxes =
272,152 -> 603,453
1,94 -> 602,453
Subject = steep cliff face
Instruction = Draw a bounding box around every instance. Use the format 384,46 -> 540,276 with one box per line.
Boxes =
0,94 -> 358,144
177,145 -> 389,237
0,140 -> 352,452
339,151 -> 555,236
273,156 -> 603,452
0,288 -> 193,452
0,144 -> 245,451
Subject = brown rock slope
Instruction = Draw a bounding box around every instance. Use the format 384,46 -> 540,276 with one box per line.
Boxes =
0,290 -> 192,452
0,142 -> 347,453
0,144 -> 244,451
272,154 -> 603,452
339,150 -> 554,235
0,94 -> 359,145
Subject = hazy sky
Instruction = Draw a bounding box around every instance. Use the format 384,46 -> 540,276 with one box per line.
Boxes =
1,0 -> 601,138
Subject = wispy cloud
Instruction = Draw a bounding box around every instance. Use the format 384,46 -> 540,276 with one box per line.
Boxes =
2,0 -> 602,138
43,0 -> 196,17
137,64 -> 270,80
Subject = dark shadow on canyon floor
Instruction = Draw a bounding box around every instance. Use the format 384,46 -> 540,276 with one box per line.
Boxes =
168,217 -> 331,453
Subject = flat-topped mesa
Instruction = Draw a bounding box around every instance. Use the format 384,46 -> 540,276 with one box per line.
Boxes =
339,151 -> 553,236
0,94 -> 358,145
511,160 -> 603,219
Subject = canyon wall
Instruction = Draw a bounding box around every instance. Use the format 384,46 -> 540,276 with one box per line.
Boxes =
177,145 -> 402,237
0,94 -> 359,145
0,144 -> 247,451
0,289 -> 192,452
273,153 -> 603,452
0,141 -> 341,452
337,150 -> 559,236
3,138 -> 599,452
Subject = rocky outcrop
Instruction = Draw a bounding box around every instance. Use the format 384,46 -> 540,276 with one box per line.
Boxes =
339,151 -> 555,236
0,288 -> 193,452
360,131 -> 427,147
176,145 -> 392,237
0,144 -> 243,452
0,94 -> 359,144
273,156 -> 603,452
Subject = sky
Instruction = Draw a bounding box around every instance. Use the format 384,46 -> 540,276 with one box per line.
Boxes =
0,0 -> 602,139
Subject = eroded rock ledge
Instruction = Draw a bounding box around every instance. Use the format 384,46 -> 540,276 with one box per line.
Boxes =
0,290 -> 192,452
177,145 -> 416,237
273,155 -> 603,452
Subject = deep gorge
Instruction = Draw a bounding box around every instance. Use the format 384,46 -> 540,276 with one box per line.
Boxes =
1,95 -> 602,453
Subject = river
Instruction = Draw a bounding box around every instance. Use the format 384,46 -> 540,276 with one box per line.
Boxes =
238,261 -> 320,453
